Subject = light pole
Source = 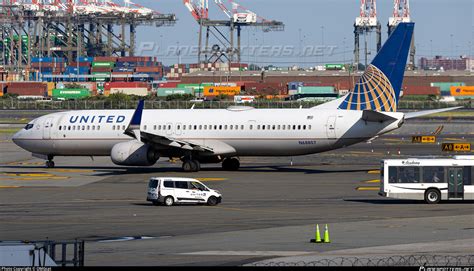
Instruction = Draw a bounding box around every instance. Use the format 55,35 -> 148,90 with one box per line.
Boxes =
321,26 -> 325,65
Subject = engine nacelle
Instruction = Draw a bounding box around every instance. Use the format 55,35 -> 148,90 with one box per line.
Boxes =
111,141 -> 159,166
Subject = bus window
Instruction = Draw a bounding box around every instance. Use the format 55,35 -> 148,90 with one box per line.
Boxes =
423,167 -> 445,183
396,167 -> 420,183
464,166 -> 473,185
388,167 -> 397,183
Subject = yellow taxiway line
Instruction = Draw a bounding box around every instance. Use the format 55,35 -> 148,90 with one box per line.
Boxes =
0,185 -> 21,188
368,170 -> 380,174
363,179 -> 381,183
356,186 -> 379,191
196,178 -> 227,182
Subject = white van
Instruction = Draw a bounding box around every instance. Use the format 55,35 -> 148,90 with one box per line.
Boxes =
147,177 -> 222,206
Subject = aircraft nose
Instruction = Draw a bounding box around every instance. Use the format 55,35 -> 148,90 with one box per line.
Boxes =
12,130 -> 22,146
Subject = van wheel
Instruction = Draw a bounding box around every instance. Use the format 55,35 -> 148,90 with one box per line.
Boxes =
164,196 -> 174,206
425,189 -> 441,204
207,196 -> 218,206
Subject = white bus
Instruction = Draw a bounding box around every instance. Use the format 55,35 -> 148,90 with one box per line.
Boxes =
379,156 -> 474,204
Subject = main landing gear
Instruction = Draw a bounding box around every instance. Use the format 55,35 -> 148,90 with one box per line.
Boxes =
222,158 -> 240,171
45,155 -> 55,168
182,159 -> 200,172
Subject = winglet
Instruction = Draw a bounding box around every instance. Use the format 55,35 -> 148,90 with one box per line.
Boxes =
125,99 -> 145,140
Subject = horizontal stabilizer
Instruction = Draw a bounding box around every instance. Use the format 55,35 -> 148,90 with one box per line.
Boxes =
362,110 -> 397,122
404,106 -> 463,119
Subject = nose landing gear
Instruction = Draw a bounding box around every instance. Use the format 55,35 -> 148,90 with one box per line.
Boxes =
45,155 -> 55,168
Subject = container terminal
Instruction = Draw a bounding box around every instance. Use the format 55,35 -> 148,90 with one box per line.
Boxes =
0,0 -> 473,268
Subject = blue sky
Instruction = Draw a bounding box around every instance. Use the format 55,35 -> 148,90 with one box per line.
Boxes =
133,0 -> 473,66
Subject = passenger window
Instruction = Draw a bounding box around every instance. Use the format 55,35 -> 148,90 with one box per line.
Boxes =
277,125 -> 280,130
87,125 -> 90,130
174,181 -> 188,189
177,125 -> 181,130
204,125 -> 207,130
163,181 -> 174,188
149,179 -> 159,188
249,125 -> 253,130
123,125 -> 125,130
224,125 -> 228,130
168,125 -> 171,130
112,125 -> 115,130
194,125 -> 197,130
267,125 -> 270,130
292,125 -> 296,130
230,125 -> 233,130
59,126 -> 62,130
298,125 -> 301,130
92,125 -> 95,130
303,125 -> 306,130
199,125 -> 202,130
214,125 -> 217,130
241,125 -> 244,130
262,125 -> 266,130
97,126 -> 100,131
463,167 -> 473,185
308,125 -> 312,130
423,167 -> 445,183
257,125 -> 260,130
144,125 -> 147,130
219,125 -> 222,130
391,166 -> 421,183
82,126 -> 85,130
282,125 -> 286,130
153,125 -> 157,130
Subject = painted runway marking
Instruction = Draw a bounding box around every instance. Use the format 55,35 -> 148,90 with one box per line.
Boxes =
196,178 -> 227,182
46,169 -> 94,173
368,170 -> 380,174
0,176 -> 70,181
356,186 -> 379,191
363,179 -> 380,183
0,185 -> 21,188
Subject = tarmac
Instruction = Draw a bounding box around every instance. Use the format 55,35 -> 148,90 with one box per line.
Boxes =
0,115 -> 473,266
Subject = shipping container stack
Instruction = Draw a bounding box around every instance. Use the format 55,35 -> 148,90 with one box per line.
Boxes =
30,57 -> 66,81
5,82 -> 47,97
103,82 -> 151,97
430,82 -> 466,96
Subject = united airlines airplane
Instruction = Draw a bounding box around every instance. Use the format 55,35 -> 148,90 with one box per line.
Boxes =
12,23 -> 460,172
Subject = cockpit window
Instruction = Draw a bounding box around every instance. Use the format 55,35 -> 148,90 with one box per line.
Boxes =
24,124 -> 34,130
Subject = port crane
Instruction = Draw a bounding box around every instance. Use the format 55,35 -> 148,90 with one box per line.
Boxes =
183,0 -> 284,65
353,0 -> 382,70
388,0 -> 415,69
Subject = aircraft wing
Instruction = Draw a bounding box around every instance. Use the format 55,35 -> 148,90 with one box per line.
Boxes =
404,106 -> 463,119
124,100 -> 215,153
140,131 -> 214,153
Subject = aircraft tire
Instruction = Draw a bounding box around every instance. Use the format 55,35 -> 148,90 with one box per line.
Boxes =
46,161 -> 55,168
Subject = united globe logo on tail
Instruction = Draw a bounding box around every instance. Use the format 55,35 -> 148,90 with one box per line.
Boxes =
339,22 -> 414,112
338,64 -> 397,112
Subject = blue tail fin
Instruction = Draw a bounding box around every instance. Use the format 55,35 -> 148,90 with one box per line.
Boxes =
339,22 -> 414,112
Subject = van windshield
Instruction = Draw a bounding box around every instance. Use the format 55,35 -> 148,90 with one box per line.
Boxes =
191,182 -> 208,191
148,179 -> 159,188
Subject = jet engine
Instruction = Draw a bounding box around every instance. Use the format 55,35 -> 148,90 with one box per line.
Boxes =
111,141 -> 159,166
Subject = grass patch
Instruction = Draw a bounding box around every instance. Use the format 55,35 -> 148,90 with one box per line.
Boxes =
0,128 -> 20,134
420,111 -> 474,118
0,118 -> 31,124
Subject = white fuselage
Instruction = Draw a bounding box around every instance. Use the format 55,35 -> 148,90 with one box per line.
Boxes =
12,107 -> 404,158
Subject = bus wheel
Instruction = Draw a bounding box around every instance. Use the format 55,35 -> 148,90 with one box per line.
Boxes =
425,189 -> 441,204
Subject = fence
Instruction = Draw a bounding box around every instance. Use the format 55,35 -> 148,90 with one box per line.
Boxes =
0,99 -> 472,110
249,255 -> 474,267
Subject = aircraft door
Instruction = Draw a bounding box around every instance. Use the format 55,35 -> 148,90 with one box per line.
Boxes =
326,116 -> 336,139
42,117 -> 54,139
